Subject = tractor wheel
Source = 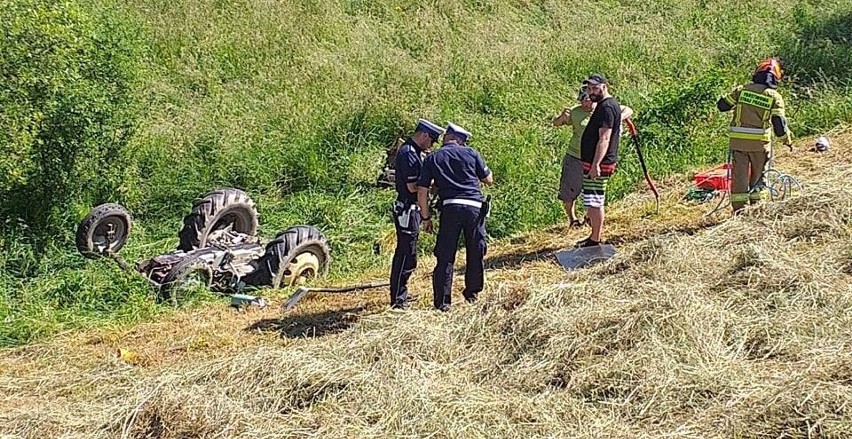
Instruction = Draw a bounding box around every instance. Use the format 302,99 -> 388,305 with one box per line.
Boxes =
75,203 -> 132,259
159,253 -> 214,306
251,225 -> 331,288
177,188 -> 258,251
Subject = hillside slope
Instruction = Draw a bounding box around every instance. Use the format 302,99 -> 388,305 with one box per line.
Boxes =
3,0 -> 852,345
1,130 -> 851,438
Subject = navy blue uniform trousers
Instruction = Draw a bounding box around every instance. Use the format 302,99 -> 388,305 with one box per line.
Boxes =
433,204 -> 487,308
390,207 -> 421,306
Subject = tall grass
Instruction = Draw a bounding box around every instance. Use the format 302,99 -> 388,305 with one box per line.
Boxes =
1,0 -> 851,345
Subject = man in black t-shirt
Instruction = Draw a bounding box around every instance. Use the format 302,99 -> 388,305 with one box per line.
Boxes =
578,73 -> 621,247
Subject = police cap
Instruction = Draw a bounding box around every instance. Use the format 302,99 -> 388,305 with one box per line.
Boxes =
415,118 -> 445,140
445,122 -> 471,143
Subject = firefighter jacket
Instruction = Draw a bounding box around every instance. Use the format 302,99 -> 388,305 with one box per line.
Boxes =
720,83 -> 792,153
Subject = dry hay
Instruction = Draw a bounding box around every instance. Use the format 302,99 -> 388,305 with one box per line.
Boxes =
2,132 -> 852,438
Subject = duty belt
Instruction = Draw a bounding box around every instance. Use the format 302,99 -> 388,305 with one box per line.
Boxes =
443,198 -> 482,208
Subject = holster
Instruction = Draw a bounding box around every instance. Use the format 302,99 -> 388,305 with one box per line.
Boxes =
393,201 -> 417,231
392,200 -> 405,216
477,195 -> 492,226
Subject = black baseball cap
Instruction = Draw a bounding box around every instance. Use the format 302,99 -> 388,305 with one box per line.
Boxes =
582,74 -> 608,86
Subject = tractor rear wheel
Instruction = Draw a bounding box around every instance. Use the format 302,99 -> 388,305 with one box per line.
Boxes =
250,225 -> 331,288
177,188 -> 258,251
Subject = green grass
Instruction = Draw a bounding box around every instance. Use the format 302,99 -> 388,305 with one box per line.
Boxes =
1,0 -> 851,346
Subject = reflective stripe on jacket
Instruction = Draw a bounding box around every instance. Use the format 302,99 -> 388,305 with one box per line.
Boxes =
722,83 -> 787,151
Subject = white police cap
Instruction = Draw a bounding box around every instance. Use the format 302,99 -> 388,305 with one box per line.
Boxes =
445,122 -> 471,143
415,118 -> 445,138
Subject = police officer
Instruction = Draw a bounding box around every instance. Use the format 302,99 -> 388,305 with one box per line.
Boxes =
717,58 -> 793,214
416,123 -> 493,312
389,119 -> 445,309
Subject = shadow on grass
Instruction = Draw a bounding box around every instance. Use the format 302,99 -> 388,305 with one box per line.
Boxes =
484,245 -> 565,270
482,219 -> 721,271
606,221 -> 715,246
247,306 -> 366,338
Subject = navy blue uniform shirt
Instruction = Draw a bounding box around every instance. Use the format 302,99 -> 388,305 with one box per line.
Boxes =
418,142 -> 490,202
394,139 -> 422,204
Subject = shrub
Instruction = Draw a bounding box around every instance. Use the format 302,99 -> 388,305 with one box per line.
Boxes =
0,0 -> 140,236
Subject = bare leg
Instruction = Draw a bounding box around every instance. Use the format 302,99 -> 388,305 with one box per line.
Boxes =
587,206 -> 604,242
562,199 -> 578,223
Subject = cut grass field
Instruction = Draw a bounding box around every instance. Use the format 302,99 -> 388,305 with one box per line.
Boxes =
2,130 -> 850,438
3,0 -> 852,345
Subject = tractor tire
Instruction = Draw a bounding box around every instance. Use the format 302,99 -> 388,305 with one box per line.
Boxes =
75,203 -> 132,259
159,252 -> 214,306
177,188 -> 258,251
250,225 -> 331,288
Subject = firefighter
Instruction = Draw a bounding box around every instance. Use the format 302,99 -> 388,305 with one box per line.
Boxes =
717,58 -> 793,213
416,123 -> 493,312
389,119 -> 445,309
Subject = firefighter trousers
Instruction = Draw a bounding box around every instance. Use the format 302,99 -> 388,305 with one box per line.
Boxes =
731,149 -> 769,212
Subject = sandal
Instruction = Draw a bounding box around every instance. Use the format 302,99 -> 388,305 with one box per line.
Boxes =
574,237 -> 602,248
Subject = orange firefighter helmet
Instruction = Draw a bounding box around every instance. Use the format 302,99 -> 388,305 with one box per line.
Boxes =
755,58 -> 783,81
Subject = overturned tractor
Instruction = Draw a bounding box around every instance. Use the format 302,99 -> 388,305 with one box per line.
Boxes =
75,188 -> 331,305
